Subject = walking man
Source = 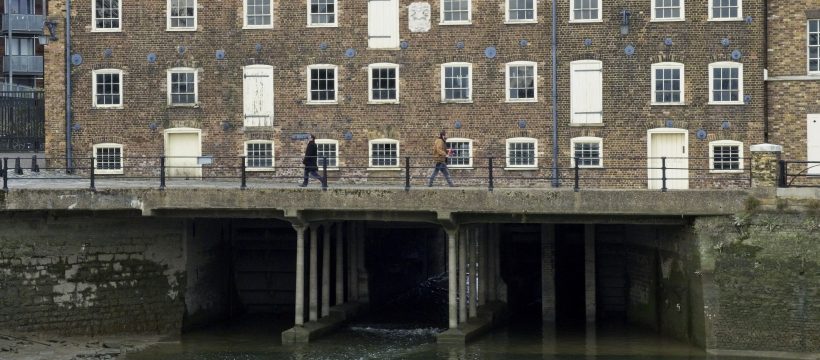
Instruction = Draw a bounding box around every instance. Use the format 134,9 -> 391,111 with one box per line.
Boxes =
428,130 -> 455,187
299,134 -> 326,187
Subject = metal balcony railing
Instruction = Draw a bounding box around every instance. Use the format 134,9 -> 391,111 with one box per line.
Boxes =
2,55 -> 44,75
1,14 -> 44,34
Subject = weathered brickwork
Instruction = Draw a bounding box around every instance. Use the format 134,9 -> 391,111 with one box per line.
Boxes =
41,0 -> 765,189
0,214 -> 186,335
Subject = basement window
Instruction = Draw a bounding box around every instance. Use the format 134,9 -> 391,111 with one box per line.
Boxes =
245,141 -> 274,171
316,139 -> 339,169
506,137 -> 538,169
710,140 -> 743,173
93,143 -> 123,175
369,139 -> 400,169
571,137 -> 603,168
446,138 -> 473,168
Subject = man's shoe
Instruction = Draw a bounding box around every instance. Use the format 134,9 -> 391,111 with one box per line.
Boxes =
298,183 -> 307,187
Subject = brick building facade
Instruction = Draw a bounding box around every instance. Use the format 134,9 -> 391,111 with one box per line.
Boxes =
43,0 -> 765,189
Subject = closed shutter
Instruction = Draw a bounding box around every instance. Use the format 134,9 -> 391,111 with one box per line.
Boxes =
368,0 -> 399,49
570,60 -> 603,124
808,114 -> 820,175
243,65 -> 274,127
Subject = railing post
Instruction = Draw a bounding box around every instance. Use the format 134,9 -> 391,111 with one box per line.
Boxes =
488,157 -> 494,192
404,156 -> 410,191
574,157 -> 580,192
31,154 -> 39,172
89,157 -> 96,191
2,158 -> 8,192
661,157 -> 668,192
777,160 -> 787,188
321,156 -> 328,191
159,156 -> 166,190
240,156 -> 247,190
14,157 -> 22,175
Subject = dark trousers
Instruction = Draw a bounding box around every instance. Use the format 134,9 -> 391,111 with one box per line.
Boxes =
302,168 -> 324,186
428,162 -> 454,187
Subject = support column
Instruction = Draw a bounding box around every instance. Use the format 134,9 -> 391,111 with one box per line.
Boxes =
293,224 -> 306,326
357,222 -> 369,303
468,227 -> 477,319
488,224 -> 497,302
446,228 -> 458,329
309,224 -> 319,322
478,224 -> 487,307
541,224 -> 556,323
335,222 -> 344,305
348,222 -> 358,302
584,224 -> 596,323
458,229 -> 467,323
322,223 -> 331,318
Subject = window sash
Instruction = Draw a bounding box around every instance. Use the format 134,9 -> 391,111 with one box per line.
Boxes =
170,71 -> 196,105
309,68 -> 337,102
713,145 -> 740,170
508,141 -> 536,166
572,0 -> 599,20
310,0 -> 336,25
95,72 -> 121,106
246,143 -> 273,168
95,147 -> 122,170
443,0 -> 470,22
370,143 -> 398,167
573,142 -> 601,167
508,65 -> 535,100
370,67 -> 397,101
246,0 -> 271,26
446,141 -> 472,167
654,0 -> 681,19
508,0 -> 535,21
317,142 -> 338,167
711,0 -> 739,19
654,68 -> 682,103
169,0 -> 196,29
443,66 -> 470,100
94,0 -> 120,29
711,67 -> 740,102
810,20 -> 820,73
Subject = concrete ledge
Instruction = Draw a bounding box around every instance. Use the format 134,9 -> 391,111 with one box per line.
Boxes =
281,302 -> 366,344
437,302 -> 507,344
707,349 -> 820,360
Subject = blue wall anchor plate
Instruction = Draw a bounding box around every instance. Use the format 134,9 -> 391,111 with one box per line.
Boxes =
147,53 -> 157,63
624,45 -> 635,56
696,129 -> 707,140
344,48 -> 356,58
71,54 -> 83,66
215,50 -> 226,60
484,46 -> 497,59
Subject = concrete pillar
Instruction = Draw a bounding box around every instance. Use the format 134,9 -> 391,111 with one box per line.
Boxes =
446,228 -> 458,329
348,222 -> 358,302
458,229 -> 467,323
357,222 -> 369,303
321,223 -> 331,318
468,227 -> 477,318
584,224 -> 596,323
541,224 -> 556,323
750,144 -> 783,187
293,224 -> 306,326
478,225 -> 487,307
309,224 -> 319,322
487,224 -> 497,302
335,222 -> 344,306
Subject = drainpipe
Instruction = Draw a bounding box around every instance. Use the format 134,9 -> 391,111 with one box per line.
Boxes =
550,0 -> 559,187
762,0 -> 769,143
65,0 -> 72,172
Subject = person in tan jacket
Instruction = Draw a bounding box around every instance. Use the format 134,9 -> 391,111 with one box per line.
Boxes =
428,130 -> 455,187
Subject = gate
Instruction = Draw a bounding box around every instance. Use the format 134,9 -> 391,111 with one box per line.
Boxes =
0,90 -> 45,152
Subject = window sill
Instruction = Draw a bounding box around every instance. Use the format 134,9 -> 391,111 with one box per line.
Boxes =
247,168 -> 275,172
707,17 -> 744,22
306,101 -> 339,105
367,47 -> 401,51
504,20 -> 538,25
93,105 -> 124,109
568,19 -> 603,24
439,21 -> 472,26
569,123 -> 604,127
506,98 -> 538,103
95,170 -> 124,175
573,165 -> 604,169
166,28 -> 197,32
368,100 -> 400,105
709,169 -> 744,174
91,28 -> 122,33
707,101 -> 744,105
168,104 -> 200,108
651,102 -> 687,106
440,100 -> 473,104
503,167 -> 538,171
448,166 -> 474,170
367,167 -> 402,171
243,25 -> 274,30
650,18 -> 685,22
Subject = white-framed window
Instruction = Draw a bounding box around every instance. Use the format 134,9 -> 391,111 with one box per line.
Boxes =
308,0 -> 337,27
368,63 -> 399,103
709,140 -> 743,173
441,62 -> 472,102
809,20 -> 820,74
244,0 -> 272,29
708,0 -> 741,21
243,65 -> 274,127
506,61 -> 537,102
167,68 -> 198,106
167,0 -> 196,30
570,137 -> 602,168
505,137 -> 538,169
446,138 -> 473,168
570,60 -> 602,124
93,143 -> 123,175
316,139 -> 339,169
506,0 -> 536,23
369,139 -> 400,169
245,141 -> 274,171
93,0 -> 121,32
652,0 -> 684,21
570,0 -> 601,23
651,62 -> 684,104
92,69 -> 123,108
441,0 -> 471,24
307,64 -> 338,104
708,62 -> 743,105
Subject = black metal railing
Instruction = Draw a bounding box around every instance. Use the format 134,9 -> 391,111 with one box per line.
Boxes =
0,90 -> 44,152
778,160 -> 820,188
0,155 -> 755,192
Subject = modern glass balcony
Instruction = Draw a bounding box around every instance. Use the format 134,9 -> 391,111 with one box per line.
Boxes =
1,14 -> 44,34
2,55 -> 44,75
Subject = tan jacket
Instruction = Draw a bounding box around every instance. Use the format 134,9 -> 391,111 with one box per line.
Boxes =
433,138 -> 448,163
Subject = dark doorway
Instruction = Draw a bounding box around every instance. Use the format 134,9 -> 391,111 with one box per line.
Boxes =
499,224 -> 542,325
555,224 -> 586,326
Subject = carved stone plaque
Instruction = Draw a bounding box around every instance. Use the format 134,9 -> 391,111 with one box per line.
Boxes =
408,2 -> 431,33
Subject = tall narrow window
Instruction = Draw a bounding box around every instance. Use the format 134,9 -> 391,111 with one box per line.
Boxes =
307,65 -> 338,104
506,61 -> 537,102
570,0 -> 600,22
369,63 -> 399,103
570,60 -> 603,124
441,0 -> 471,24
316,139 -> 339,168
446,138 -> 473,168
809,20 -> 820,74
506,137 -> 538,168
92,69 -> 123,108
571,137 -> 603,168
244,0 -> 272,28
245,141 -> 274,170
243,65 -> 274,127
708,62 -> 743,104
167,68 -> 198,106
441,63 -> 472,102
93,0 -> 121,31
308,0 -> 337,26
168,0 -> 196,30
709,140 -> 743,172
652,0 -> 683,21
93,143 -> 124,174
651,62 -> 684,104
369,139 -> 400,168
709,0 -> 741,20
506,0 -> 536,23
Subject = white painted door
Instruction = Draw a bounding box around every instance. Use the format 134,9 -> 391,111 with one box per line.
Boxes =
166,131 -> 202,179
570,60 -> 603,124
243,65 -> 274,127
808,114 -> 820,175
368,0 -> 399,49
649,132 -> 689,189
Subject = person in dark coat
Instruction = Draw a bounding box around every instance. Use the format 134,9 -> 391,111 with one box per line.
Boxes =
299,134 -> 326,187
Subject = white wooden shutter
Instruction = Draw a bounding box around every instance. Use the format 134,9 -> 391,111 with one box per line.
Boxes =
243,65 -> 274,127
368,0 -> 399,49
808,114 -> 820,175
570,60 -> 603,124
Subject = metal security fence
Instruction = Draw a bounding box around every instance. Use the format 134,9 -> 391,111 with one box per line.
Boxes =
778,160 -> 820,188
0,90 -> 45,152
